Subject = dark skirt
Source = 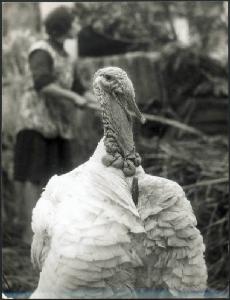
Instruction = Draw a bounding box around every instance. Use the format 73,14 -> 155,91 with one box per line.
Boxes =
14,129 -> 74,185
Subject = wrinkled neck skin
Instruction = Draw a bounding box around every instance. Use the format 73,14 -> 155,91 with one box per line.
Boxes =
96,88 -> 141,177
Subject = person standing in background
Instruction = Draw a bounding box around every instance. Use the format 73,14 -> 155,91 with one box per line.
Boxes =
13,6 -> 96,245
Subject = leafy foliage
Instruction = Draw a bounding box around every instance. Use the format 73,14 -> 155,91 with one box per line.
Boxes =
178,1 -> 228,52
158,42 -> 228,113
73,1 -> 227,57
73,2 -> 175,44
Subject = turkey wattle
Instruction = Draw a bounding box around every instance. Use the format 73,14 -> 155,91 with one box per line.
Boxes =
30,67 -> 207,299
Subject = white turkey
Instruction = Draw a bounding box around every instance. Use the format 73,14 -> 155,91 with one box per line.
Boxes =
30,66 -> 207,299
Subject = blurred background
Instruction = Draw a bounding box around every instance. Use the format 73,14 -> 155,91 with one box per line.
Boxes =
2,1 -> 229,298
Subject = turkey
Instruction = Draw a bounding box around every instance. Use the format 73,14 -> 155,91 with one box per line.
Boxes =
30,66 -> 207,299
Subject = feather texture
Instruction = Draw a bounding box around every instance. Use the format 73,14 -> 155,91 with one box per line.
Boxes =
136,172 -> 207,298
30,139 -> 145,299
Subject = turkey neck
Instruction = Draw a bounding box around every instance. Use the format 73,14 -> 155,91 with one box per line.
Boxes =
99,90 -> 141,177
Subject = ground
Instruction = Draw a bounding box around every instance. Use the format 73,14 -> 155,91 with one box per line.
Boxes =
3,224 -> 39,299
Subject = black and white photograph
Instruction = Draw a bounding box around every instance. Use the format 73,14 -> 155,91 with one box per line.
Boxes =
2,1 -> 229,299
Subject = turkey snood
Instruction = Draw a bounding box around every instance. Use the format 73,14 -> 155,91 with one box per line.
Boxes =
93,67 -> 145,177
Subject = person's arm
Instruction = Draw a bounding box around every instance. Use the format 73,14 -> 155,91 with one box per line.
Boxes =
29,49 -> 87,108
83,90 -> 96,103
41,83 -> 87,108
71,66 -> 99,109
82,90 -> 100,110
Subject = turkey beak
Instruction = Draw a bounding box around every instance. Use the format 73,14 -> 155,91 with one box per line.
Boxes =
128,97 -> 146,124
132,102 -> 146,124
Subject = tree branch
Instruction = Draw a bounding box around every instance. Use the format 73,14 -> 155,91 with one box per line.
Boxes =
183,178 -> 229,190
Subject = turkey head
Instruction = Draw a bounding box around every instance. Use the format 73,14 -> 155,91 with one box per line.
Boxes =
93,66 -> 145,177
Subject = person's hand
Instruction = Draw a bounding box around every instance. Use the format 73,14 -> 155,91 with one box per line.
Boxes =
83,91 -> 101,111
73,94 -> 87,108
